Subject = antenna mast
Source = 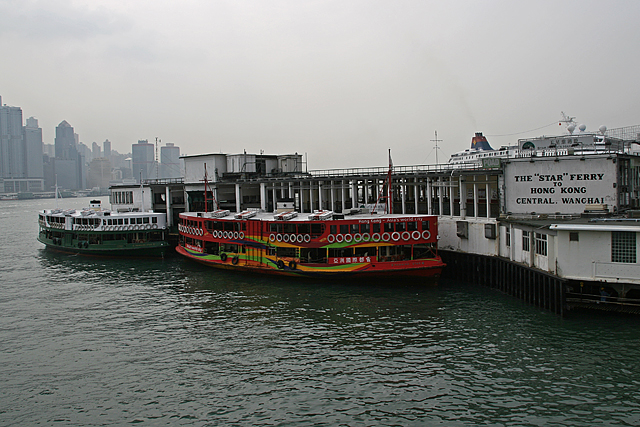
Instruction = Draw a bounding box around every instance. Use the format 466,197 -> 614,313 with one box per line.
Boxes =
431,131 -> 442,165
155,137 -> 160,180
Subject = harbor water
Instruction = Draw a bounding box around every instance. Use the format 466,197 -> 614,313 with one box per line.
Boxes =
2,197 -> 640,426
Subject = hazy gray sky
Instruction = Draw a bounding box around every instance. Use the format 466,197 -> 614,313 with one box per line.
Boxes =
2,0 -> 639,169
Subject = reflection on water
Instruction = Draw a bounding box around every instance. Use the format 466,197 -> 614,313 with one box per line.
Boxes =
1,198 -> 640,425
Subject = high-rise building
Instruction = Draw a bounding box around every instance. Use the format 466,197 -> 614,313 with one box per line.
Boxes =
92,142 -> 101,158
132,139 -> 155,182
55,120 -> 77,160
103,139 -> 111,158
24,116 -> 43,178
87,157 -> 112,190
53,120 -> 83,190
0,98 -> 25,179
160,142 -> 181,179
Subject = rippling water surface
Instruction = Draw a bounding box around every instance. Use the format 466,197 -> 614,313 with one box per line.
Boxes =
1,198 -> 640,426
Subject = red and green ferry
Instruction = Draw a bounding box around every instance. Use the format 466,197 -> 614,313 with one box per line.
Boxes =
176,208 -> 445,280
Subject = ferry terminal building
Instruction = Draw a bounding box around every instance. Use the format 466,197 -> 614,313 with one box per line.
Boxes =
111,125 -> 640,313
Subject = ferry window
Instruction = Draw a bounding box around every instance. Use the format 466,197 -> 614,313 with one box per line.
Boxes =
283,223 -> 296,234
384,223 -> 393,233
152,217 -> 158,224
103,219 -> 107,225
522,231 -> 530,252
395,222 -> 406,232
506,227 -> 511,247
270,223 -> 278,233
535,233 -> 547,256
340,224 -> 349,234
267,247 -> 276,256
330,225 -> 337,235
124,219 -> 129,225
354,247 -> 373,257
329,248 -> 353,258
569,232 -> 578,242
351,224 -> 359,234
421,221 -> 430,230
311,224 -> 324,238
118,219 -> 124,225
222,243 -> 239,253
612,231 -> 636,263
241,223 -> 246,231
277,247 -> 298,258
361,223 -> 370,234
407,222 -> 417,232
372,223 -> 380,234
214,221 -> 223,231
298,224 -> 310,234
224,222 -> 234,231
143,217 -> 150,224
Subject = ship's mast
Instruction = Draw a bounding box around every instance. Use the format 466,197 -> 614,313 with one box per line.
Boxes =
431,131 -> 442,165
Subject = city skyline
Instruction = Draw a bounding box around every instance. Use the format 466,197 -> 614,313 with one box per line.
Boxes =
1,1 -> 640,169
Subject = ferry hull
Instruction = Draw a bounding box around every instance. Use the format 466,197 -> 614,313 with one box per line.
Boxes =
38,235 -> 169,258
176,246 -> 445,282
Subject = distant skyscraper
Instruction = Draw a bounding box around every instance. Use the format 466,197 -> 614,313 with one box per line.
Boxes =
103,139 -> 111,158
160,142 -> 181,179
132,139 -> 155,182
92,141 -> 101,158
53,120 -> 83,190
0,100 -> 25,179
55,120 -> 77,160
24,116 -> 43,178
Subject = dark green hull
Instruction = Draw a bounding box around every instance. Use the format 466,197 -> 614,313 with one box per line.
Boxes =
38,230 -> 170,257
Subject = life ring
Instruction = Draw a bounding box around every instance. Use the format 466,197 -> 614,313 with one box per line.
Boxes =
152,224 -> 158,229
382,232 -> 391,241
336,234 -> 344,243
422,230 -> 431,240
362,233 -> 370,242
372,233 -> 381,242
234,231 -> 239,239
277,260 -> 285,269
353,233 -> 362,242
239,231 -> 244,239
220,253 -> 227,262
327,234 -> 335,243
283,234 -> 290,243
276,234 -> 283,242
146,224 -> 151,230
401,231 -> 411,241
412,231 -> 421,240
269,234 -> 276,242
391,232 -> 400,241
304,234 -> 311,243
223,231 -> 228,239
344,234 -> 353,243
296,234 -> 304,243
289,261 -> 296,270
232,256 -> 239,265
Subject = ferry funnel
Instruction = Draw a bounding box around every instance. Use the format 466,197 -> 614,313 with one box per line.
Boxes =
471,132 -> 493,150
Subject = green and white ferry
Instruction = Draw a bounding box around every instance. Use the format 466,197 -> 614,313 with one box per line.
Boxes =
38,200 -> 169,257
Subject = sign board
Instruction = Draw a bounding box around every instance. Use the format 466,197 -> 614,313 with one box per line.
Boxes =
482,157 -> 501,169
518,135 -> 598,151
503,157 -> 617,214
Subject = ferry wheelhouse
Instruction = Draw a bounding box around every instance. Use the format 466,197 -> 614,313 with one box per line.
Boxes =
38,200 -> 170,257
176,208 -> 445,280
